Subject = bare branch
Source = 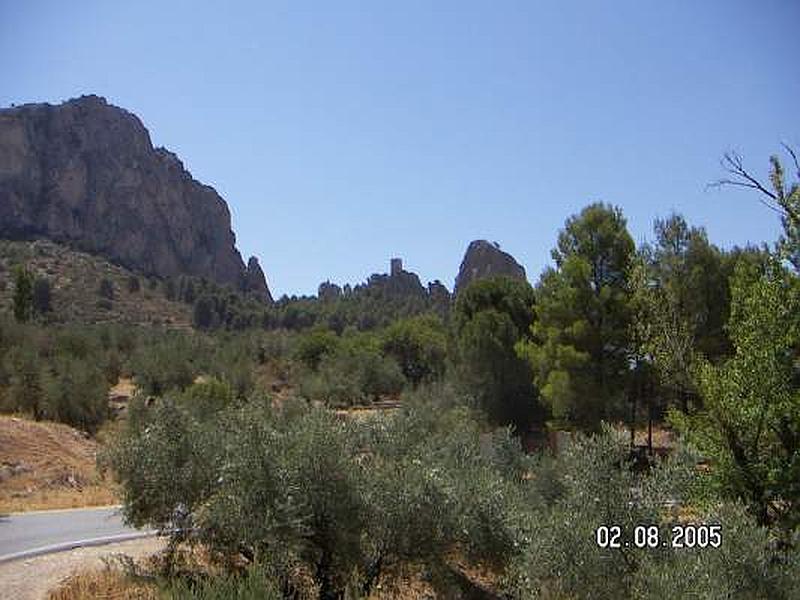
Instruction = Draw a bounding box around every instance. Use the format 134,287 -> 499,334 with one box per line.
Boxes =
720,151 -> 779,201
782,142 -> 800,181
707,178 -> 784,215
710,144 -> 800,238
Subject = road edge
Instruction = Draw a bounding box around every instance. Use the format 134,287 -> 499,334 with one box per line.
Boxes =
0,531 -> 158,565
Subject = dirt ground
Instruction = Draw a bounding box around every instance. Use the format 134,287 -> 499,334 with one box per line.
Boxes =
0,537 -> 165,600
0,416 -> 116,513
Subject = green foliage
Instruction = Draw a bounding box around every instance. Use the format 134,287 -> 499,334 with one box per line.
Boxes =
630,214 -> 731,415
299,333 -> 405,406
108,398 -> 362,596
503,427 -> 800,600
107,390 -> 534,597
186,281 -> 265,332
109,397 -> 217,532
506,428 -> 677,598
454,276 -> 539,432
110,388 -> 799,599
293,328 -> 340,370
5,343 -> 45,419
43,354 -> 109,433
176,377 -> 237,420
130,333 -> 204,396
676,258 -> 800,533
631,502 -> 800,600
519,202 -> 635,430
204,334 -> 258,398
264,272 -> 448,334
163,564 -> 282,600
0,321 -> 112,430
13,265 -> 34,323
381,314 -> 448,386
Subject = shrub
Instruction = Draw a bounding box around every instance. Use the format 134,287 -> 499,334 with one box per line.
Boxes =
298,337 -> 405,406
5,344 -> 45,419
163,564 -> 282,600
13,265 -> 34,323
631,502 -> 800,599
503,427 -> 697,599
108,391 -> 525,597
177,378 -> 236,421
130,334 -> 202,396
293,328 -> 340,370
107,387 -> 800,600
381,315 -> 448,386
43,355 -> 109,433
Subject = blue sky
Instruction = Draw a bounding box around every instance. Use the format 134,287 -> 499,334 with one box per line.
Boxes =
2,1 -> 798,296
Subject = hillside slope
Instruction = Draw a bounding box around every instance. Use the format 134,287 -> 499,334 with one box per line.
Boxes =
0,239 -> 192,327
0,415 -> 115,512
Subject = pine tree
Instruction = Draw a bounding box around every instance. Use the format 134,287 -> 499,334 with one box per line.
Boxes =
631,214 -> 730,414
13,266 -> 34,323
455,276 -> 539,432
518,203 -> 635,430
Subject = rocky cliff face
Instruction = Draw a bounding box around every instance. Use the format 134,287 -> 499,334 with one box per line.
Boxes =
0,95 -> 271,301
454,240 -> 526,294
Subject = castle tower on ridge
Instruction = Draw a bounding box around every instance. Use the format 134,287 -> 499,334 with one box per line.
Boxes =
390,258 -> 403,276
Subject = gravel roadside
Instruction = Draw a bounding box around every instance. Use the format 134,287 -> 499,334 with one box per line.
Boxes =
0,537 -> 166,600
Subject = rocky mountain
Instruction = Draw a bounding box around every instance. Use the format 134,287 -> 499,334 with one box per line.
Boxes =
454,240 -> 527,294
0,95 -> 271,302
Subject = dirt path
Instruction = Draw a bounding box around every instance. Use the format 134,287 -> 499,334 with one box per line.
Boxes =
0,537 -> 165,600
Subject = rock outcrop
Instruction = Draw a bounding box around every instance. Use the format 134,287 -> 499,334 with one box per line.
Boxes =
322,260 -> 451,304
244,256 -> 272,303
454,240 -> 526,294
358,259 -> 431,301
0,95 -> 271,301
318,280 -> 342,302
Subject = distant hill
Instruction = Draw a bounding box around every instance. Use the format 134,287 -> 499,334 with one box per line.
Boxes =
0,95 -> 271,302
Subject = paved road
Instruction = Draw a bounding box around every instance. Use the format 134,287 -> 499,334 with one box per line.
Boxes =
0,506 -> 154,563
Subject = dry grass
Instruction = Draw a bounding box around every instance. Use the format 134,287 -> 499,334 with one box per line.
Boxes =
366,562 -> 437,599
0,483 -> 117,513
109,378 -> 137,398
47,569 -> 157,600
0,415 -> 117,513
632,424 -> 675,449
